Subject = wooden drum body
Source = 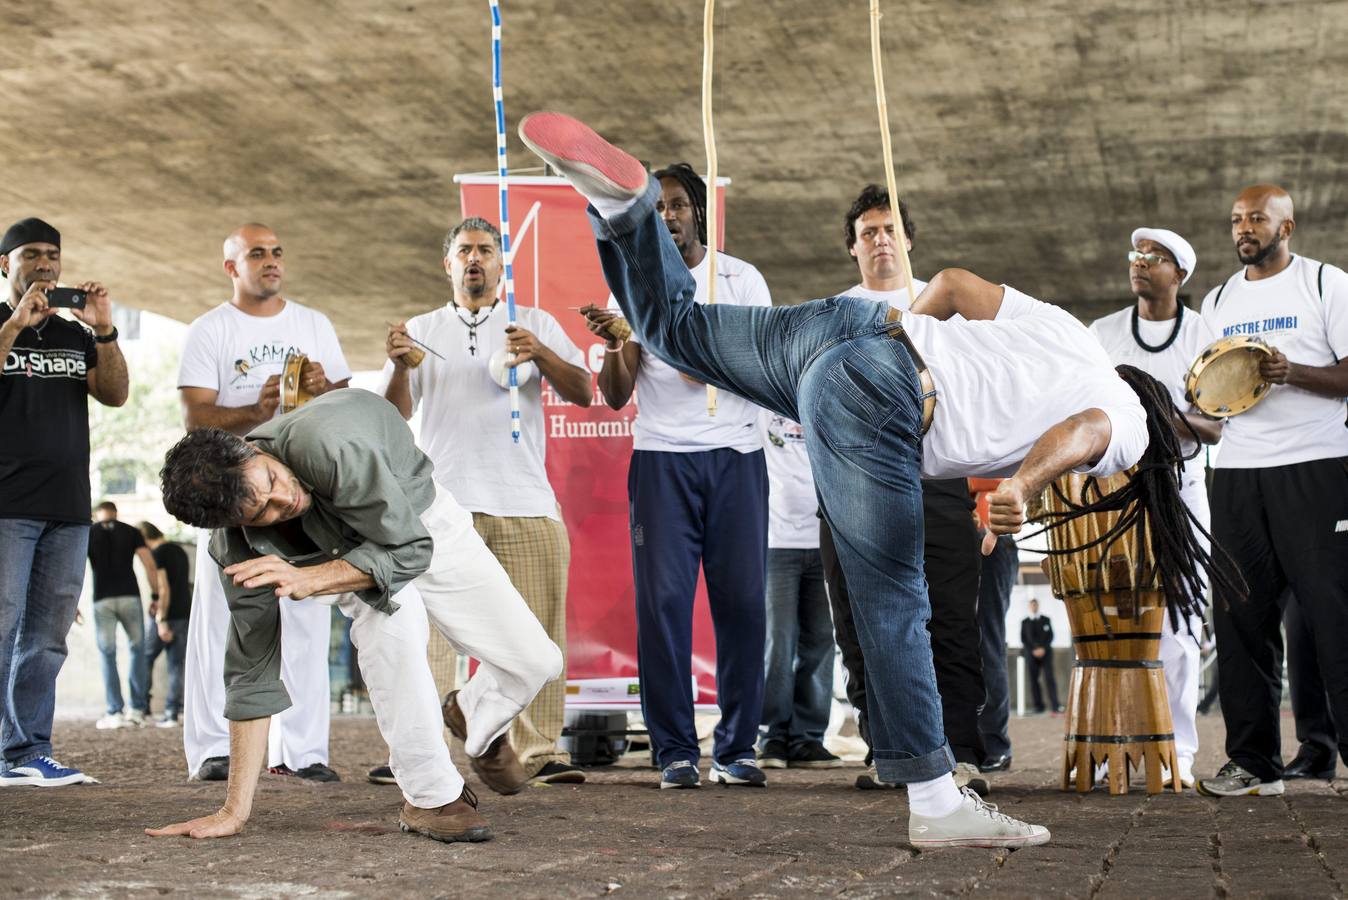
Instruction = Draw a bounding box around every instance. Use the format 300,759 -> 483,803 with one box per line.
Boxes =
1038,472 -> 1180,795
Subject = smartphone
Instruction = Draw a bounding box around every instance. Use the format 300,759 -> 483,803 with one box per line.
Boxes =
45,287 -> 87,309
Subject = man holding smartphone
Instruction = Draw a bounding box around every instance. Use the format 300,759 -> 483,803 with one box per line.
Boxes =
0,216 -> 129,786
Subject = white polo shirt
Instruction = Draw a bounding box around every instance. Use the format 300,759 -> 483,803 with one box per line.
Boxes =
380,302 -> 584,520
609,250 -> 770,453
1089,306 -> 1217,487
760,412 -> 818,549
178,300 -> 352,409
908,287 -> 1149,480
1199,255 -> 1348,468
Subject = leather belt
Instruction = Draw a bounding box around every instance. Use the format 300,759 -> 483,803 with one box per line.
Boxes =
883,306 -> 937,435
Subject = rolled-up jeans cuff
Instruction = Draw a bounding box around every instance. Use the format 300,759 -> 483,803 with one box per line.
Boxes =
874,742 -> 956,784
585,177 -> 662,241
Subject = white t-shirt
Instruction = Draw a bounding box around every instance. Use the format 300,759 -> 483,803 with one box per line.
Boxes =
1089,306 -> 1217,486
840,279 -> 929,310
759,411 -> 818,549
378,303 -> 584,519
609,251 -> 770,453
178,300 -> 352,409
1199,255 -> 1348,468
907,287 -> 1148,479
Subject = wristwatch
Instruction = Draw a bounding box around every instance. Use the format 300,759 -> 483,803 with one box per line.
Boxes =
93,326 -> 119,344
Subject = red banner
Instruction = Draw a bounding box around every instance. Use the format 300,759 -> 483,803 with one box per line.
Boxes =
456,175 -> 727,707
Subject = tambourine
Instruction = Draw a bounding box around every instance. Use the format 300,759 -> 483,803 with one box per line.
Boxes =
279,353 -> 315,414
1184,335 -> 1273,418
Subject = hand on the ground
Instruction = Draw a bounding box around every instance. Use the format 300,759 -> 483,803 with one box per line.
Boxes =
300,360 -> 329,396
983,479 -> 1029,553
254,375 -> 281,418
1259,347 -> 1291,384
504,325 -> 543,365
223,555 -> 319,599
145,809 -> 245,839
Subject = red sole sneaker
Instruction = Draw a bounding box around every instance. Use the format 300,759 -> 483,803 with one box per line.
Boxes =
518,112 -> 648,197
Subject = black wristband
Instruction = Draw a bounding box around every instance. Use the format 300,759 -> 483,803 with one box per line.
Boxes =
150,593 -> 160,601
93,326 -> 119,344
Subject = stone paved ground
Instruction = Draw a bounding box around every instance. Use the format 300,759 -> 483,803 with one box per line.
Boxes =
1,714 -> 1343,898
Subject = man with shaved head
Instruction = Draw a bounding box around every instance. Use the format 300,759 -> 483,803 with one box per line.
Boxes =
1196,185 -> 1348,797
176,223 -> 352,783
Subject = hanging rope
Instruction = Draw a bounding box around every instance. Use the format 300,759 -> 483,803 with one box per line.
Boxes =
869,0 -> 919,309
702,0 -> 719,416
490,0 -> 521,443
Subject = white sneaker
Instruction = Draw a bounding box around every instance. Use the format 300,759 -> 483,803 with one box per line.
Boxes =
95,713 -> 124,730
909,787 -> 1051,849
156,714 -> 180,729
123,709 -> 146,727
953,761 -> 990,797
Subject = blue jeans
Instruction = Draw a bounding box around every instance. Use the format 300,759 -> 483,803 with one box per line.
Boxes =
0,518 -> 88,769
760,547 -> 834,749
592,181 -> 952,783
145,617 -> 189,718
93,595 -> 150,715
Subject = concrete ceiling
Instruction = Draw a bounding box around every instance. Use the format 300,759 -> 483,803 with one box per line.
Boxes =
4,0 -> 1347,368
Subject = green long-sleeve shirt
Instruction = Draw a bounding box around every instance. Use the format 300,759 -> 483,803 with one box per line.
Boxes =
208,389 -> 438,720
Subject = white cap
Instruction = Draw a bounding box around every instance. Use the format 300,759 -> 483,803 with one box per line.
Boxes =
1131,227 -> 1196,285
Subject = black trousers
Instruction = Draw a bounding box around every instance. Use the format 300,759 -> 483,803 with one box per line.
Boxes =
977,535 -> 1018,757
1285,591 -> 1339,758
1025,650 -> 1059,711
1212,457 -> 1348,781
821,478 -> 985,766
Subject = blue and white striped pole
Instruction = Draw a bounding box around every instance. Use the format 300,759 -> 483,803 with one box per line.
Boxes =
490,0 -> 521,443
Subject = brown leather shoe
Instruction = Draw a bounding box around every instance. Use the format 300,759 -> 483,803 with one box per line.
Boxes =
399,786 -> 493,843
442,690 -> 528,795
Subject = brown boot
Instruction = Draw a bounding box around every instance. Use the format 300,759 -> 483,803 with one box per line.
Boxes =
442,690 -> 528,795
399,786 -> 493,843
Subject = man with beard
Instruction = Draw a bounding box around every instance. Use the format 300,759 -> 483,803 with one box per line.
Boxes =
0,217 -> 128,787
384,217 -> 592,789
1196,184 -> 1348,797
1090,227 -> 1219,789
580,163 -> 772,791
177,224 -> 351,783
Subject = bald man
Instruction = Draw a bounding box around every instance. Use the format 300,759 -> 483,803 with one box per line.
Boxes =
176,224 -> 352,783
1196,185 -> 1348,798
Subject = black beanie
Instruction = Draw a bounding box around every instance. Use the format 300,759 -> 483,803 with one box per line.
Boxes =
0,218 -> 61,257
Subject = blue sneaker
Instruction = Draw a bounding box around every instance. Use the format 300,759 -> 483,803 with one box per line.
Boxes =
709,758 -> 767,787
659,760 -> 701,790
0,756 -> 91,787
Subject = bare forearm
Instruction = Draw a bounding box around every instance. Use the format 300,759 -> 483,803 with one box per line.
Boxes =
185,402 -> 269,435
909,269 -> 1005,322
308,559 -> 377,595
1176,410 -> 1222,445
223,717 -> 271,822
0,323 -> 20,360
1008,410 -> 1113,498
1286,360 -> 1348,399
597,343 -> 640,409
156,573 -> 170,622
536,350 -> 593,407
91,340 -> 129,407
383,369 -> 414,420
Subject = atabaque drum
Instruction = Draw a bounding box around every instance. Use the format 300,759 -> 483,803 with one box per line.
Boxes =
1184,335 -> 1273,418
1037,471 -> 1180,795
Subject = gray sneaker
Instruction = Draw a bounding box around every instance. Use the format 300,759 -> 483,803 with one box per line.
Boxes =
909,787 -> 1051,849
1196,761 -> 1285,797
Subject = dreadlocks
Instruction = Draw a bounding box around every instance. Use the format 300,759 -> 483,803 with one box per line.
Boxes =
1031,364 -> 1245,633
653,163 -> 708,246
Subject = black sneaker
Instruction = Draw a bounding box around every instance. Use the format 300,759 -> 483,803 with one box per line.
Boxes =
193,756 -> 230,781
295,763 -> 341,783
368,765 -> 396,785
758,739 -> 789,769
531,761 -> 586,785
788,742 -> 843,769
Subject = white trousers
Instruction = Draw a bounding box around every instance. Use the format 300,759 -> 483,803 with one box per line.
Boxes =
183,535 -> 331,776
355,486 -> 563,808
1159,476 -> 1209,777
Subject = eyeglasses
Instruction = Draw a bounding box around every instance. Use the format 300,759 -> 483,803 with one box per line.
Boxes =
1128,250 -> 1175,266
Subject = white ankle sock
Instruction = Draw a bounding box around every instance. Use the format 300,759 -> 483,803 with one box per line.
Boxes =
907,773 -> 964,818
588,192 -> 641,221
